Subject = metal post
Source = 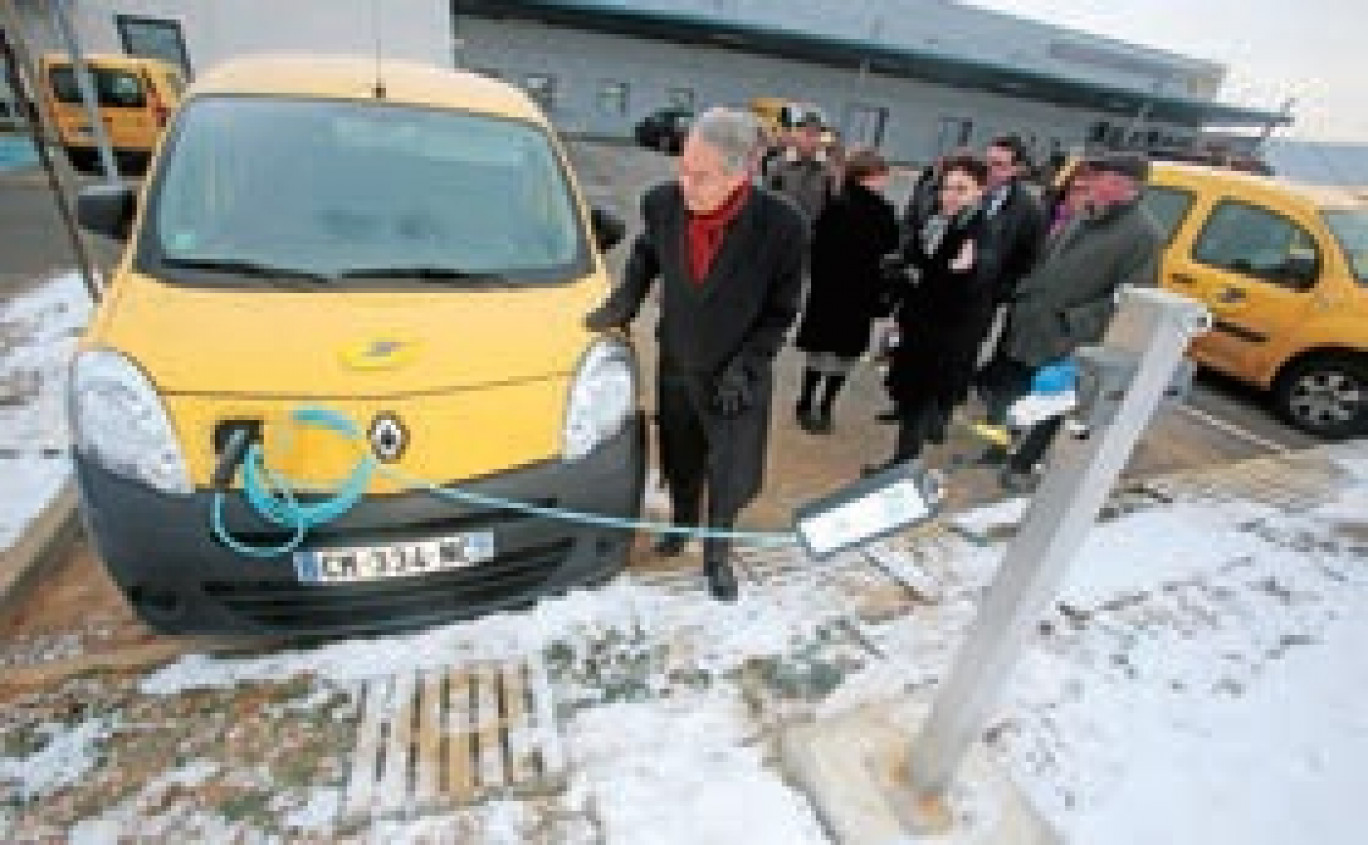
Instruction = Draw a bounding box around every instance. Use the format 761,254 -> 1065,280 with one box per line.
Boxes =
48,0 -> 120,183
0,4 -> 102,302
906,287 -> 1209,812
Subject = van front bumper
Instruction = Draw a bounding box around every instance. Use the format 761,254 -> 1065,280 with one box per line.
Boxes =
75,414 -> 645,636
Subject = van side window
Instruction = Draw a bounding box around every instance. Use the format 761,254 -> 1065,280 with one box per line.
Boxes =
49,66 -> 146,108
1192,200 -> 1321,290
1140,185 -> 1195,245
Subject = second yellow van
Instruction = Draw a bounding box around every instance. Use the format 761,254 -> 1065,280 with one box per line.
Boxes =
40,52 -> 184,175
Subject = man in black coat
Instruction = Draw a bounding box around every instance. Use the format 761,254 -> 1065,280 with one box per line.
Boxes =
973,135 -> 1047,425
585,108 -> 807,601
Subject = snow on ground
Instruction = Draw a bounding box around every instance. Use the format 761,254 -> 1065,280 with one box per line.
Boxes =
0,284 -> 1364,844
119,453 -> 1368,842
0,271 -> 91,548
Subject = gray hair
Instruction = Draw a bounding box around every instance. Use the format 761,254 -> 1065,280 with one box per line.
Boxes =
691,107 -> 763,174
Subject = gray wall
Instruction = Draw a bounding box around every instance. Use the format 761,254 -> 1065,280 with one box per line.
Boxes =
456,17 -> 1194,165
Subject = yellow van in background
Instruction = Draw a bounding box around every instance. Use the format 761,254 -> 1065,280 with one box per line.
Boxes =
40,52 -> 184,175
70,55 -> 641,636
1142,162 -> 1368,438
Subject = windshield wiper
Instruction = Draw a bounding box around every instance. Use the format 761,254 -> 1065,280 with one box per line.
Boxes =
163,257 -> 335,289
335,266 -> 513,286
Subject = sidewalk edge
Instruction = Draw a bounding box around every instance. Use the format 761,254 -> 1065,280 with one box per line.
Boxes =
0,477 -> 78,615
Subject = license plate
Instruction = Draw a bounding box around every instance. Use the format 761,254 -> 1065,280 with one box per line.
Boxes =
294,532 -> 495,584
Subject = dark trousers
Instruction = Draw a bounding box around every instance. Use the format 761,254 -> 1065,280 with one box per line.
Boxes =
978,356 -> 1064,473
656,363 -> 771,533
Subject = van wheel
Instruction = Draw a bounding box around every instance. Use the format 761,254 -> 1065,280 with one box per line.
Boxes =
656,134 -> 673,154
1273,353 -> 1368,440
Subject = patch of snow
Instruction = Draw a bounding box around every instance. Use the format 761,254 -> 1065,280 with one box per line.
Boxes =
949,495 -> 1029,538
0,717 -> 111,800
567,694 -> 828,845
0,271 -> 91,551
1056,500 -> 1283,607
0,457 -> 68,550
281,786 -> 341,832
141,575 -> 842,695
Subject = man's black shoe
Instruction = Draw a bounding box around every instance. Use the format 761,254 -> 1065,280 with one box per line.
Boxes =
974,445 -> 1010,466
704,556 -> 739,602
862,456 -> 905,477
653,533 -> 689,557
999,467 -> 1040,495
811,411 -> 834,434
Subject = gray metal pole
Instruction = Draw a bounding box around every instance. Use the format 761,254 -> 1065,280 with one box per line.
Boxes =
0,11 -> 102,302
48,0 -> 120,183
907,287 -> 1210,806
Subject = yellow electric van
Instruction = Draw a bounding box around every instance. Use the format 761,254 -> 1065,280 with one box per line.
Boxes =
1143,162 -> 1368,438
40,52 -> 184,175
71,55 -> 641,635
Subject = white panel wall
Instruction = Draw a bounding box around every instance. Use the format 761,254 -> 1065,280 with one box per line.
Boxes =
15,0 -> 452,78
457,18 -> 1191,165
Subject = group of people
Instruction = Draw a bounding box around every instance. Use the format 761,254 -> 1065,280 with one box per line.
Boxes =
586,106 -> 1161,601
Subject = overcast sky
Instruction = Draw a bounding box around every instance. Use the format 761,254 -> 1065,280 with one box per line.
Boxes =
968,0 -> 1363,142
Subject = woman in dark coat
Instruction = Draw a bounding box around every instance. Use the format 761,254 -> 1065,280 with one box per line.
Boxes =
870,153 -> 1001,470
794,148 -> 900,433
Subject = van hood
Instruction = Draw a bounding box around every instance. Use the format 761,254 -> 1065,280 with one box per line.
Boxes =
95,272 -> 605,396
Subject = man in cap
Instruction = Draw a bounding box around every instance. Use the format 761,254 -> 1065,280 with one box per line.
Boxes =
992,151 -> 1162,491
584,107 -> 806,601
764,108 -> 835,224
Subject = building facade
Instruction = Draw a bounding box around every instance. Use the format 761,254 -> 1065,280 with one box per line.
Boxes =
4,0 -> 1285,165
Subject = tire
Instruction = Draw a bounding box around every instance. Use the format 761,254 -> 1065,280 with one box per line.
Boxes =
1273,353 -> 1368,440
656,134 -> 672,154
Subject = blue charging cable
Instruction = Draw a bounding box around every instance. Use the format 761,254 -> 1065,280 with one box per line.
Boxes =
211,405 -> 797,558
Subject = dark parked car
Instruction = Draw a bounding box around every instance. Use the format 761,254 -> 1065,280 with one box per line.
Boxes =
634,108 -> 693,155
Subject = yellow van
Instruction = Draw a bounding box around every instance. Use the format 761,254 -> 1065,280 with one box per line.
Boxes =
40,52 -> 184,175
70,55 -> 641,635
1142,162 -> 1368,438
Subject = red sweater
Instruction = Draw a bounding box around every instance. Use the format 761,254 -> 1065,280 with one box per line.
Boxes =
686,181 -> 751,284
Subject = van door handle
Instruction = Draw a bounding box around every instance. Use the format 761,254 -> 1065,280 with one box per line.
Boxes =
1215,287 -> 1247,304
1170,273 -> 1196,285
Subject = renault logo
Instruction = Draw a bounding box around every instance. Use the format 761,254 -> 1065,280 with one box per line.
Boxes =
340,337 -> 418,370
368,413 -> 408,462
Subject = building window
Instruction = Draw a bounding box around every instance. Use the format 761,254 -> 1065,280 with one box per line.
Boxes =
522,74 -> 556,112
597,80 -> 629,116
116,15 -> 191,78
667,88 -> 694,110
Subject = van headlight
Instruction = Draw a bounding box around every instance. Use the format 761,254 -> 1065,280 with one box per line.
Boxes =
563,339 -> 635,461
69,349 -> 192,495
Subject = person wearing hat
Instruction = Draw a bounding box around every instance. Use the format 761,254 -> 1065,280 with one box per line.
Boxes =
764,109 -> 836,225
991,151 -> 1162,492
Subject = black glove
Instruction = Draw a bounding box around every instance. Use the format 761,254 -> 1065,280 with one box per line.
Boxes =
584,299 -> 634,332
712,359 -> 754,418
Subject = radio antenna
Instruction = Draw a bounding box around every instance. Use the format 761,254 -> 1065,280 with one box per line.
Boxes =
371,0 -> 386,98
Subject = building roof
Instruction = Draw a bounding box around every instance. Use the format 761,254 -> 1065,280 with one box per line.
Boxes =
459,0 -> 1288,128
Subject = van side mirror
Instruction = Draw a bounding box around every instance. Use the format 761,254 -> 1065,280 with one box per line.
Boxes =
1282,253 -> 1319,288
590,207 -> 625,253
77,183 -> 136,242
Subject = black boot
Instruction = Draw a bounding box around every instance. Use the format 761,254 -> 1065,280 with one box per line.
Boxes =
654,484 -> 700,557
812,374 -> 845,434
703,536 -> 738,602
797,368 -> 822,430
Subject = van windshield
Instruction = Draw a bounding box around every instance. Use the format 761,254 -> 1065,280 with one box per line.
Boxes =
1323,209 -> 1368,284
143,96 -> 589,285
